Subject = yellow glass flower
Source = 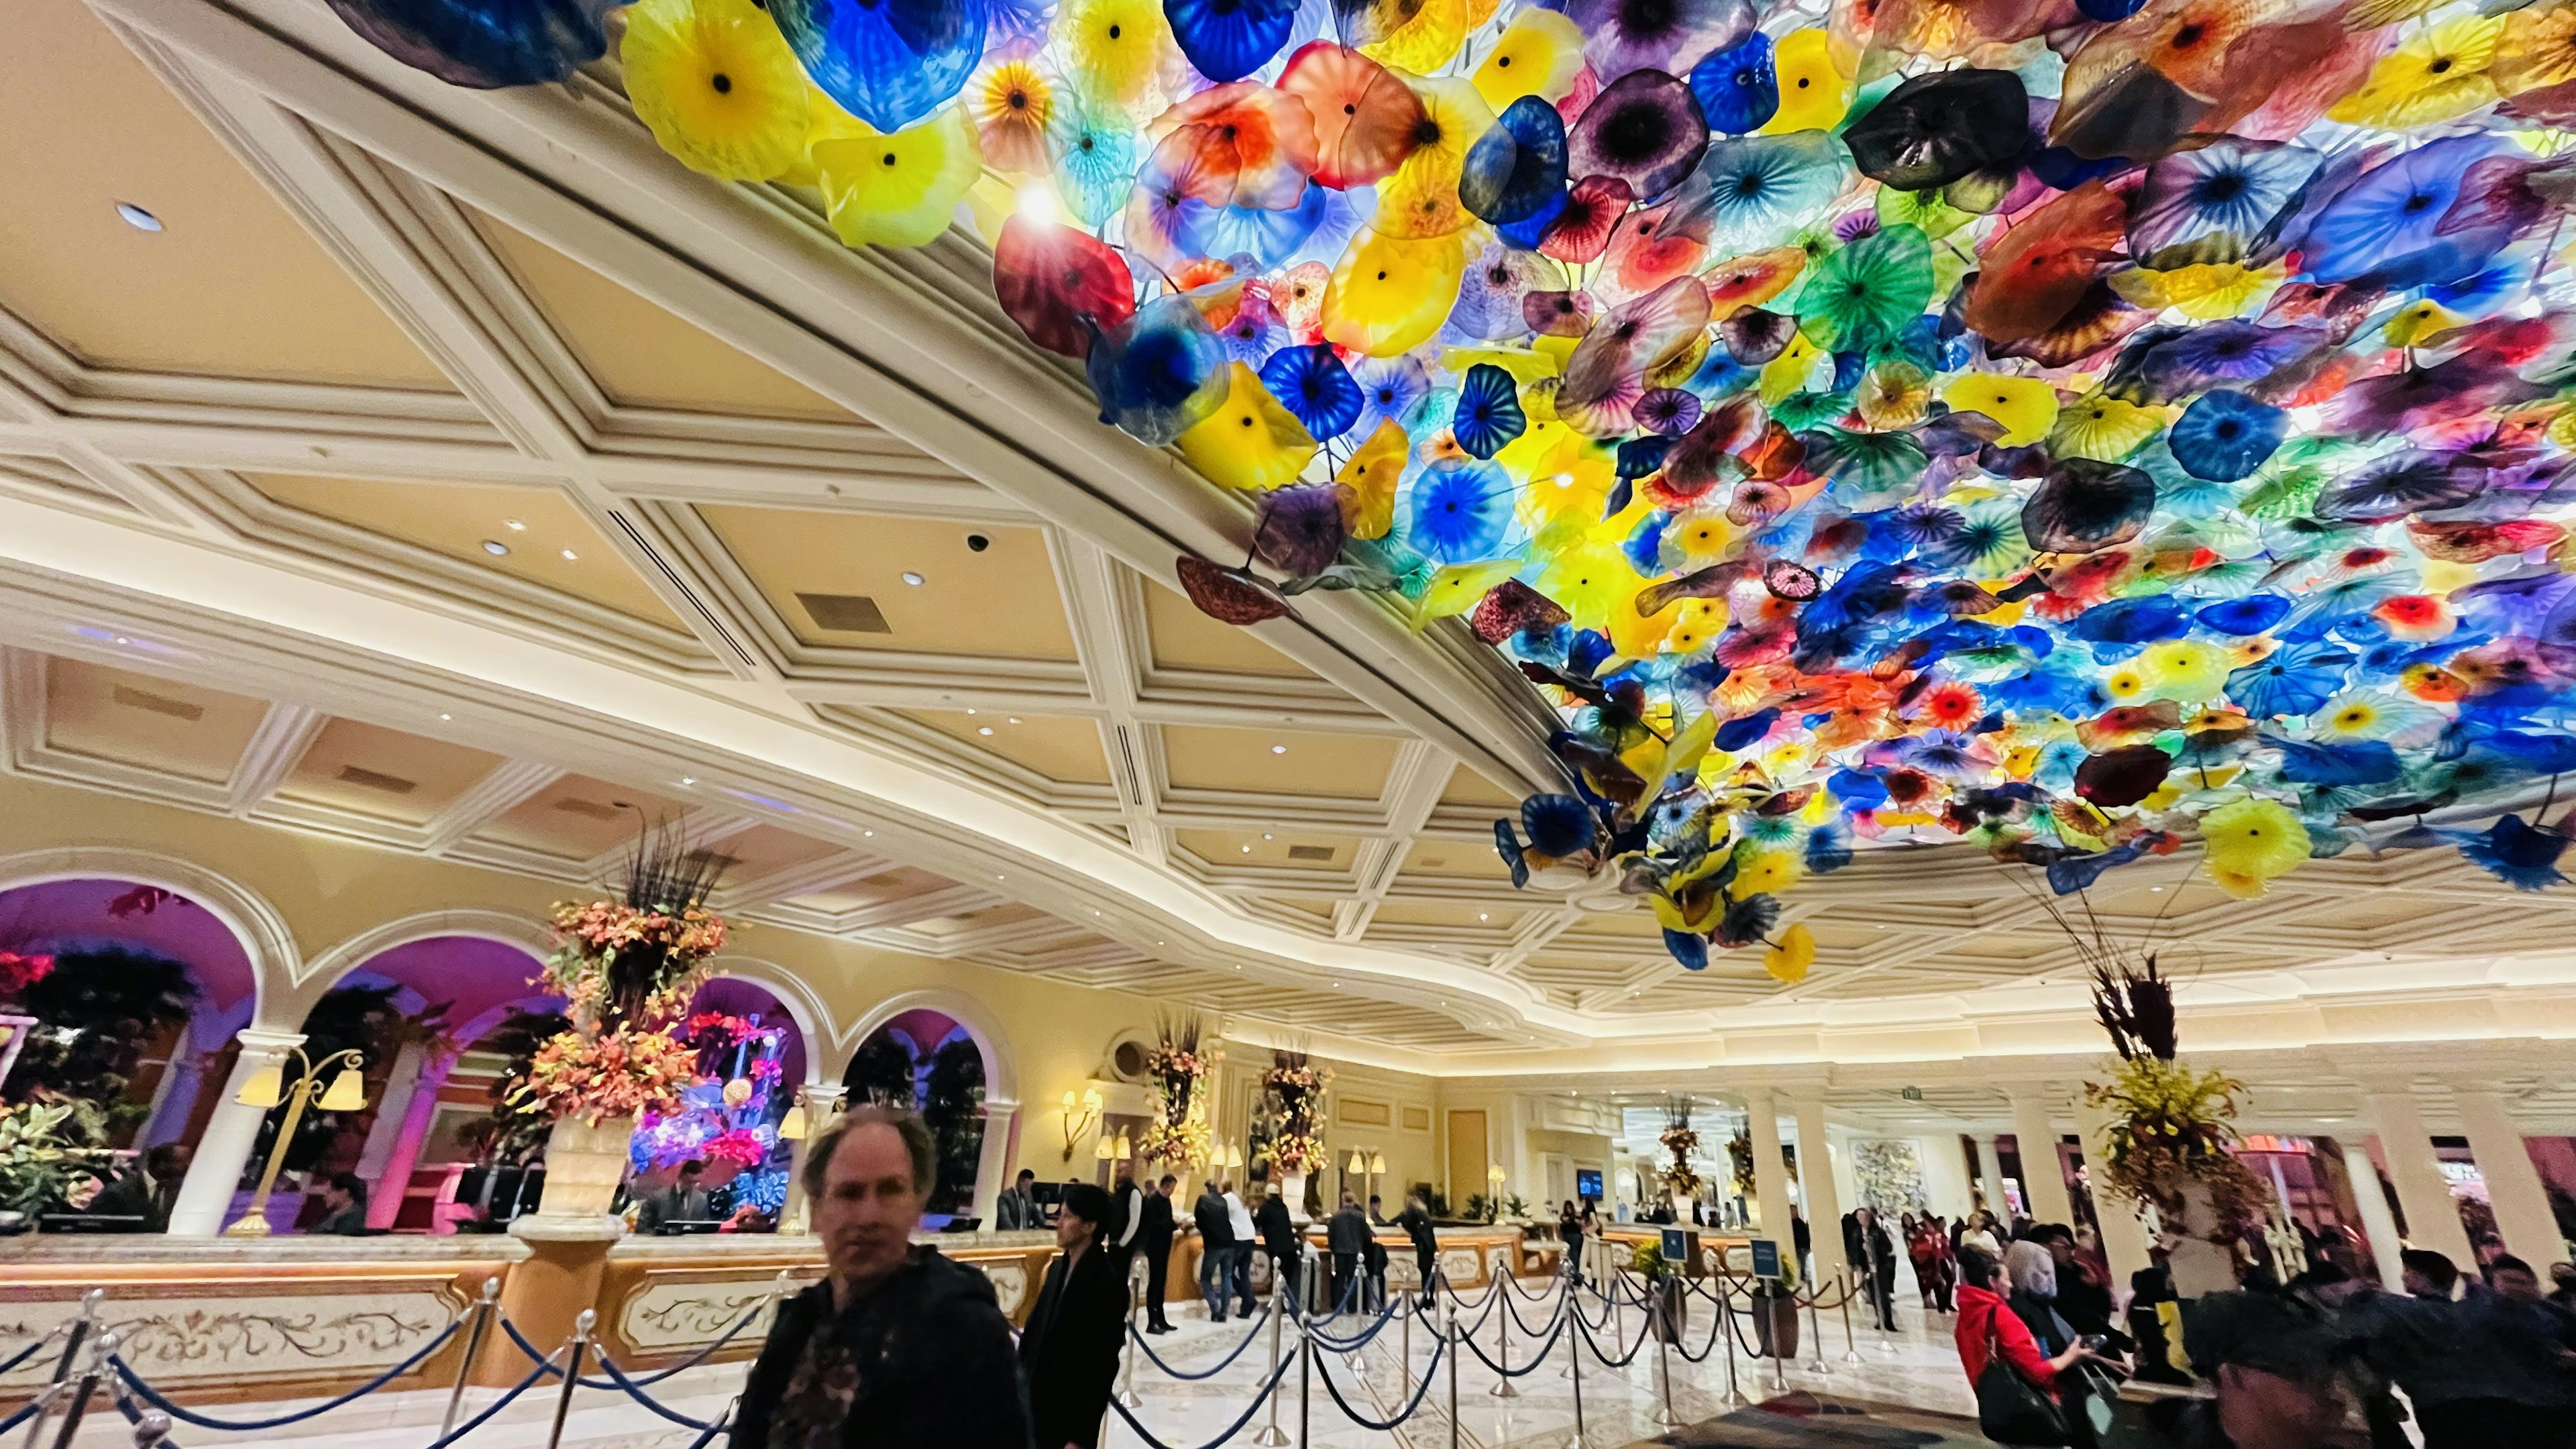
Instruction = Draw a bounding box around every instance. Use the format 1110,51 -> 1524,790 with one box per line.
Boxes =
1668,507 -> 1734,561
1505,423 -> 1616,526
1609,582 -> 1687,657
1766,30 -> 1851,133
1179,363 -> 1319,490
2494,1 -> 2576,95
1323,226 -> 1476,356
1336,419 -> 1408,539
1538,543 -> 1637,630
1439,345 -> 1558,383
2103,666 -> 2148,702
621,0 -> 810,182
2047,393 -> 2170,462
2107,262 -> 2279,319
1664,599 -> 1725,655
2140,640 -> 2229,703
813,105 -> 982,249
1362,0 -> 1469,73
1472,7 -> 1585,109
2200,797 -> 2310,898
1733,847 -> 1805,898
2383,298 -> 2469,350
1854,361 -> 1931,429
1373,77 -> 1492,240
968,57 -> 1055,175
2328,15 -> 2508,129
1940,374 -> 2059,446
1760,333 -> 1827,407
1410,558 -> 1522,631
1764,922 -> 1816,985
1061,0 -> 1175,119
781,84 -> 873,187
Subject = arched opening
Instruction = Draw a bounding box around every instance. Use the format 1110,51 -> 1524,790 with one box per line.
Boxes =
843,1008 -> 987,1224
621,977 -> 810,1234
0,877 -> 257,1226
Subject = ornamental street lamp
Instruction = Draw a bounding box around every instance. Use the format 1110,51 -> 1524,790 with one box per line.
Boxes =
224,1045 -> 368,1236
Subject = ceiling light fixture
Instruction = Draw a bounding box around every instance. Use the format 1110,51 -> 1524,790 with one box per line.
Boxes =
115,202 -> 161,232
902,572 -> 925,586
1007,717 -> 1021,724
481,540 -> 510,556
559,549 -> 578,561
680,776 -> 696,786
978,727 -> 994,736
1270,744 -> 1287,754
965,708 -> 977,715
502,519 -> 526,531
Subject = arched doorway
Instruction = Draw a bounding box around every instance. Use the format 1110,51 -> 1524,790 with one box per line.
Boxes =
843,1008 -> 987,1224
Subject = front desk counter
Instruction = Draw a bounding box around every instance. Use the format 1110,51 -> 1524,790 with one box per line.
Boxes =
1596,1224 -> 1755,1278
0,1224 -> 1548,1408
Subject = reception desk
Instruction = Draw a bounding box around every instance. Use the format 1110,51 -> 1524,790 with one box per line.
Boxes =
1597,1225 -> 1755,1278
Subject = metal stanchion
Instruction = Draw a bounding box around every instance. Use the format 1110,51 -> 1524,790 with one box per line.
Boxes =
1805,1279 -> 1830,1376
1651,1289 -> 1682,1428
1444,1289 -> 1461,1449
1488,1269 -> 1517,1398
1297,1320 -> 1311,1448
1838,1271 -> 1862,1363
1720,1273 -> 1747,1407
127,1409 -> 172,1449
21,1290 -> 100,1449
541,1310 -> 593,1449
1557,1256 -> 1578,1379
440,1277 -> 500,1442
48,1332 -> 119,1449
1116,1271 -> 1144,1410
1567,1279 -> 1586,1448
1253,1269 -> 1291,1448
1609,1269 -> 1627,1377
1398,1289 -> 1413,1395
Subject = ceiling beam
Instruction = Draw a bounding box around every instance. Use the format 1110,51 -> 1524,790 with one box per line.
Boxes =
222,701 -> 329,816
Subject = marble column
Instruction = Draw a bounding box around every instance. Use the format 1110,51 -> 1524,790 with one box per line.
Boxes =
166,1027 -> 304,1237
972,1097 -> 1019,1228
364,1045 -> 458,1230
1790,1092 -> 1846,1287
1746,1091 -> 1795,1247
780,1082 -> 847,1233
2338,1136 -> 2409,1287
2455,1091 -> 2565,1267
2008,1089 -> 2077,1228
1973,1133 -> 2008,1216
2073,1095 -> 2155,1291
2364,1086 -> 2475,1265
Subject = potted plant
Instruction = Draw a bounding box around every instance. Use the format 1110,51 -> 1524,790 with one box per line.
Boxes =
1631,1240 -> 1689,1342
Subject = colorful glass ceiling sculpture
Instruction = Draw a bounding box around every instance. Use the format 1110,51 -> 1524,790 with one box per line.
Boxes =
345,0 -> 2576,975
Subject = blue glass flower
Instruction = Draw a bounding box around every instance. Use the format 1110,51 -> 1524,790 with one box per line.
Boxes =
1164,0 -> 1299,81
2196,595 -> 2292,637
1461,97 -> 1570,226
1686,31 -> 1776,134
2459,814 -> 2570,892
1450,364 -> 1528,460
324,0 -> 619,87
1403,459 -> 1513,563
2167,388 -> 2288,482
771,0 -> 987,133
1259,344 -> 1364,442
2225,638 -> 2355,719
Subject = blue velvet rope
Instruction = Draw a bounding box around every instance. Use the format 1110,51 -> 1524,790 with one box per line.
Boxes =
0,1333 -> 55,1379
1309,1333 -> 1446,1431
1105,1339 -> 1296,1449
1301,1296 -> 1399,1352
587,1350 -> 720,1432
1127,1303 -> 1273,1380
1457,1296 -> 1568,1379
107,1316 -> 461,1432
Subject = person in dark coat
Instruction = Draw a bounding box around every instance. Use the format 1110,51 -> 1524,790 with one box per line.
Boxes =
312,1172 -> 372,1235
1851,1207 -> 1898,1330
1019,1183 -> 1128,1449
1192,1180 -> 1235,1323
734,1106 -> 1030,1449
1256,1183 -> 1301,1311
84,1143 -> 189,1231
1326,1192 -> 1371,1316
1559,1200 -> 1587,1287
1399,1193 -> 1440,1309
1791,1207 -> 1812,1284
1137,1175 -> 1177,1333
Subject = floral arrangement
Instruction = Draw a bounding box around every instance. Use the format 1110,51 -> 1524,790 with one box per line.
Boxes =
2080,955 -> 2270,1243
1727,1128 -> 1754,1197
1136,1012 -> 1219,1166
0,1096 -> 111,1217
1257,1049 -> 1330,1175
1658,1097 -> 1702,1198
0,951 -> 52,1000
513,1026 -> 701,1126
701,1126 -> 775,1167
545,900 -> 729,1029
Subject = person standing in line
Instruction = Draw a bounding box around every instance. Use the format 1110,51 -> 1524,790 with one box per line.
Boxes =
1019,1183 -> 1127,1449
1364,1220 -> 1390,1311
733,1105 -> 1030,1448
1792,1205 -> 1813,1285
1954,1245 -> 2091,1442
1136,1175 -> 1177,1334
1256,1182 -> 1302,1311
1399,1193 -> 1440,1309
1192,1178 -> 1235,1324
1222,1181 -> 1258,1318
83,1142 -> 191,1231
1108,1171 -> 1144,1271
1854,1206 -> 1899,1331
1559,1200 -> 1587,1287
1327,1192 -> 1371,1315
996,1169 -> 1040,1231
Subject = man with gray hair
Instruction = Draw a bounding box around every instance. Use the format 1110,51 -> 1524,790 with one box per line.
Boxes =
733,1104 -> 1031,1447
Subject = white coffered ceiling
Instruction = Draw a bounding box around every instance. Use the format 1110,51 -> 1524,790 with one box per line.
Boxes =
5,0 -> 2575,1073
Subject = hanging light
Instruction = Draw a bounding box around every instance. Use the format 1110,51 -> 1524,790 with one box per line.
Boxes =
1370,1152 -> 1387,1175
1346,1149 -> 1366,1174
1112,1132 -> 1133,1160
780,1104 -> 809,1141
318,1068 -> 367,1113
233,1065 -> 284,1109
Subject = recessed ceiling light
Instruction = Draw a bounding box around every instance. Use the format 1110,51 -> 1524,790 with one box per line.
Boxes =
115,203 -> 161,233
113,636 -> 129,645
1240,845 -> 1252,853
965,708 -> 977,715
863,830 -> 874,837
1262,833 -> 1275,840
902,572 -> 925,586
978,726 -> 994,736
438,712 -> 452,722
1007,717 -> 1022,724
680,776 -> 696,786
2149,885 -> 2165,892
502,519 -> 527,531
1478,912 -> 1489,921
559,549 -> 578,561
482,540 -> 510,556
1270,744 -> 1287,754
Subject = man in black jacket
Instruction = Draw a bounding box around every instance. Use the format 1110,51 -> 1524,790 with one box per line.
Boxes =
1398,1193 -> 1440,1309
1019,1183 -> 1127,1449
1193,1180 -> 1235,1322
1326,1192 -> 1371,1316
1255,1182 -> 1301,1311
733,1105 -> 1030,1449
1138,1175 -> 1177,1333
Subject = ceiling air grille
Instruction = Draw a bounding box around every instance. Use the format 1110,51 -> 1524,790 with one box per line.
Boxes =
796,592 -> 892,635
552,796 -> 623,822
1287,845 -> 1336,861
109,686 -> 203,722
336,765 -> 417,795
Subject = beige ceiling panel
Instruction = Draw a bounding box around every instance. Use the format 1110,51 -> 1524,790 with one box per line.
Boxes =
474,773 -> 692,858
696,506 -> 1079,659
1438,764 -> 1523,808
912,902 -> 1048,938
41,656 -> 268,784
1137,575 -> 1313,678
276,718 -> 508,826
784,865 -> 958,913
1372,900 -> 1524,930
243,474 -> 687,629
1159,724 -> 1397,799
0,0 -> 451,389
469,209 -> 848,421
694,824 -> 843,880
1173,829 -> 1361,871
898,710 -> 1110,785
1400,838 -> 1513,881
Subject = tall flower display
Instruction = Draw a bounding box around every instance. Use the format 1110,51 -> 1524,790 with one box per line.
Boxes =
1256,1050 -> 1329,1177
1659,1097 -> 1702,1199
1136,1013 -> 1218,1167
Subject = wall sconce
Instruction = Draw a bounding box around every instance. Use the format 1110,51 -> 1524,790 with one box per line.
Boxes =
1059,1085 -> 1104,1161
1224,1144 -> 1244,1171
779,1104 -> 808,1141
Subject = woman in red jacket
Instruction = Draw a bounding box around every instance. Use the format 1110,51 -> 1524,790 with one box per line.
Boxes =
1957,1246 -> 2094,1442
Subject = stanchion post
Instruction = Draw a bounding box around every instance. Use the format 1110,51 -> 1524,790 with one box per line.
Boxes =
1444,1287 -> 1460,1449
1805,1277 -> 1830,1376
441,1277 -> 500,1442
1116,1271 -> 1144,1411
1610,1267 -> 1626,1375
1487,1271 -> 1517,1398
1254,1275 -> 1290,1448
1652,1293 -> 1681,1428
1399,1290 -> 1412,1396
18,1291 -> 94,1449
46,1331 -> 116,1449
1296,1320 -> 1310,1449
1566,1281 -> 1585,1448
126,1409 -> 171,1449
541,1310 -> 593,1449
1838,1270 -> 1862,1364
1720,1271 -> 1746,1407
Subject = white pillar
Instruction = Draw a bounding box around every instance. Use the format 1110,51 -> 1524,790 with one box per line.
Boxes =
1746,1091 -> 1794,1244
780,1082 -> 846,1234
971,1097 -> 1019,1228
2365,1087 -> 2475,1266
354,1042 -> 429,1181
2073,1095 -> 2155,1294
2008,1090 -> 2076,1228
1973,1134 -> 2008,1215
2339,1136 -> 2408,1287
1790,1093 -> 1846,1287
2455,1091 -> 2566,1269
168,1028 -> 304,1237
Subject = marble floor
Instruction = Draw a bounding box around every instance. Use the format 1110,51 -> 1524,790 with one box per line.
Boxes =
42,1272 -> 1977,1448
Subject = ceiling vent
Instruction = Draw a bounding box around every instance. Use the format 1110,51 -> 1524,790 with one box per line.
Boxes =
686,851 -> 741,872
336,764 -> 417,795
1286,845 -> 1336,862
797,592 -> 892,634
552,797 -> 623,822
109,685 -> 203,722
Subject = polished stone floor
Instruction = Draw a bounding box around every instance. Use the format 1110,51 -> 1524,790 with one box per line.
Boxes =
44,1265 -> 1976,1447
